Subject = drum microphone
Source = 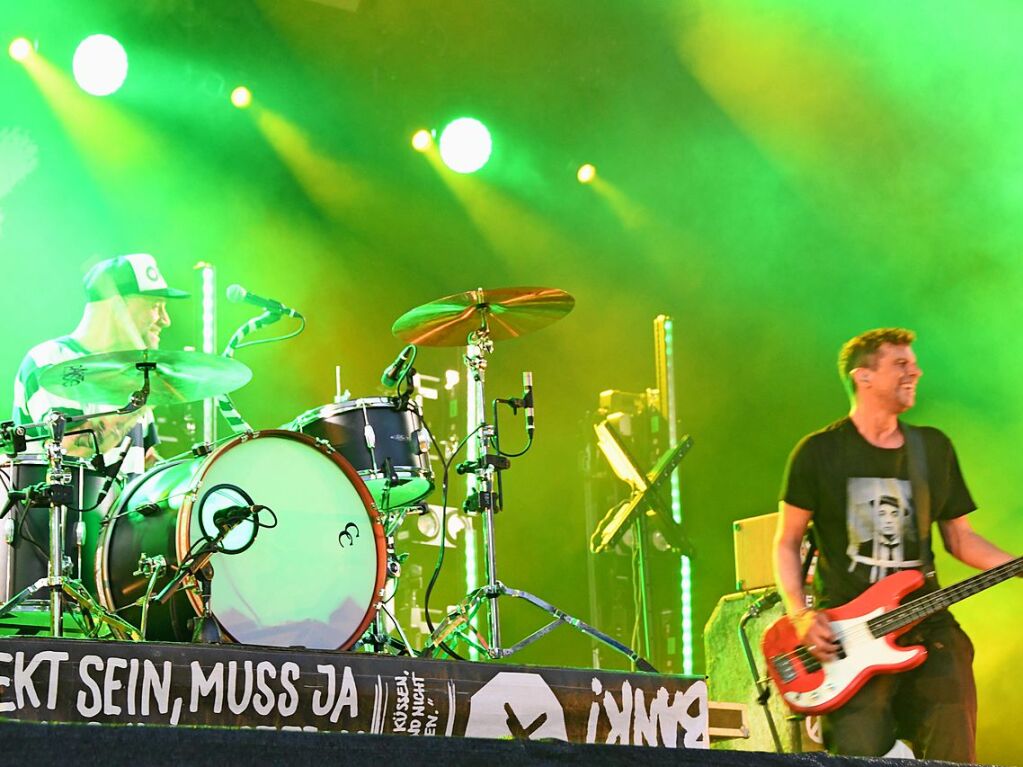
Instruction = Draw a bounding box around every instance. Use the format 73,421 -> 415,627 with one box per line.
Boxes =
226,284 -> 303,319
522,371 -> 535,436
381,344 -> 417,388
212,505 -> 256,533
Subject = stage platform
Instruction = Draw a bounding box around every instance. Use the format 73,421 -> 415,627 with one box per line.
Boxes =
1,635 -> 708,746
0,635 -> 998,765
0,719 -> 996,767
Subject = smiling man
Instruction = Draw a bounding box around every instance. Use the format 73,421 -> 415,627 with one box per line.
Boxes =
773,327 -> 1016,761
12,253 -> 189,475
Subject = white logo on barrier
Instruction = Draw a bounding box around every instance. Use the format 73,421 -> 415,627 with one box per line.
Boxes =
585,678 -> 708,748
805,714 -> 823,745
464,672 -> 568,741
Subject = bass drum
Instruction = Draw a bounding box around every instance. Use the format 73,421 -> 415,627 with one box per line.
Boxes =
96,430 -> 386,650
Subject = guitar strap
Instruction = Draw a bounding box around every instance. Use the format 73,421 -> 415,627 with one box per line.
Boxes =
904,424 -> 937,580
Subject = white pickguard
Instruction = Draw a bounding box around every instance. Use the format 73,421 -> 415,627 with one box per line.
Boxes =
783,607 -> 922,710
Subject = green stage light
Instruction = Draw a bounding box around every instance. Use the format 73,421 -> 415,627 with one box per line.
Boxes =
9,37 -> 33,62
577,163 -> 596,184
411,128 -> 433,152
72,34 -> 128,96
231,86 -> 252,108
438,117 -> 492,174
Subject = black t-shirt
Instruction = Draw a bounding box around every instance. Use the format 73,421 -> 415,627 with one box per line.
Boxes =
781,417 -> 976,611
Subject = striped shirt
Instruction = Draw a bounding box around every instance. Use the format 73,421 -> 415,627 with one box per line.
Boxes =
12,336 -> 157,476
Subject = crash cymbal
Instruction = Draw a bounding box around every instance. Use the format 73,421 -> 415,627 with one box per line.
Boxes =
391,286 -> 575,347
39,349 -> 252,407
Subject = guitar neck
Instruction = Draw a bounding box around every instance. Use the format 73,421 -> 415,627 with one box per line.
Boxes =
869,555 -> 1023,636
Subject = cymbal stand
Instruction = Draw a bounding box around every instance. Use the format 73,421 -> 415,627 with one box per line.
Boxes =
0,362 -> 157,638
423,318 -> 656,671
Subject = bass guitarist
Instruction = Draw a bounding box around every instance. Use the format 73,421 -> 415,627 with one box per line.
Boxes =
773,327 -> 1016,761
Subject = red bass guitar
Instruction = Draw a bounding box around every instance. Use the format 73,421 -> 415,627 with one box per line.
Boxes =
762,555 -> 1023,714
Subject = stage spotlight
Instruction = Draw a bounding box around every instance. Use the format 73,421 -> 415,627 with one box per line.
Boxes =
438,117 -> 492,174
577,163 -> 597,184
231,86 -> 252,108
8,37 -> 33,62
411,129 -> 432,152
72,34 -> 128,96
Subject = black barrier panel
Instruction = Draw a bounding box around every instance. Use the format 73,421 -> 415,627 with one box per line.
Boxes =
0,637 -> 708,749
0,720 -> 986,767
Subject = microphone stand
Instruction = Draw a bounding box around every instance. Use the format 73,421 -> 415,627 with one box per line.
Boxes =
147,534 -> 229,644
738,542 -> 818,754
738,589 -> 784,753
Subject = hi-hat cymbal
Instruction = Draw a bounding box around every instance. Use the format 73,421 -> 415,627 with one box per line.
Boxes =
391,286 -> 575,347
39,349 -> 252,407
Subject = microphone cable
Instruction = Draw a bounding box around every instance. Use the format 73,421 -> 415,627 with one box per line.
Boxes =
418,408 -> 484,661
232,314 -> 306,350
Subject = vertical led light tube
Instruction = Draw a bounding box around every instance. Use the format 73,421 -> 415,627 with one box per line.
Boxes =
463,360 -> 481,660
654,315 -> 693,674
198,263 -> 218,444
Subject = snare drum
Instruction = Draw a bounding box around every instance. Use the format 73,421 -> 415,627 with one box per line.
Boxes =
289,397 -> 433,510
95,430 -> 386,650
0,455 -> 106,605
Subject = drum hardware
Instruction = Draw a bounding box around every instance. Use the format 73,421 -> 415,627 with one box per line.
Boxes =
361,598 -> 416,655
154,434 -> 232,468
290,397 -> 435,511
333,364 -> 351,404
396,286 -> 654,670
0,360 -> 165,639
1,454 -> 109,610
1,421 -> 28,457
142,509 -> 264,645
132,553 -> 167,639
190,569 -> 222,644
359,536 -> 416,655
149,501 -> 269,613
379,500 -> 428,538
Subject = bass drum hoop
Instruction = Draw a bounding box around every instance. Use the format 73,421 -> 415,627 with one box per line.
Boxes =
96,429 -> 387,650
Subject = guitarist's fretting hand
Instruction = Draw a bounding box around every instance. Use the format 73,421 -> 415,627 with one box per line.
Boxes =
792,608 -> 841,663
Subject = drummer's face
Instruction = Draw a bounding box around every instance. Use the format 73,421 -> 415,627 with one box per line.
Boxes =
125,295 -> 171,349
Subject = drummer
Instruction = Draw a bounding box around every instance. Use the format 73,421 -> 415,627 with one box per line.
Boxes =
11,254 -> 189,475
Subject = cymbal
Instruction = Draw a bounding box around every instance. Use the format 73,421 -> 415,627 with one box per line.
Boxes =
39,349 -> 252,407
391,287 -> 575,347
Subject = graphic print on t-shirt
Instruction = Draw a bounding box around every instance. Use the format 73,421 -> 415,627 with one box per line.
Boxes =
846,477 -> 923,582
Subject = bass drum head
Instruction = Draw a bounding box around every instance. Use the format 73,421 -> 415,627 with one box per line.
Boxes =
188,432 -> 386,649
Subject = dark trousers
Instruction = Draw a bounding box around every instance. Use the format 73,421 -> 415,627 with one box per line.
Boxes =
822,619 -> 977,762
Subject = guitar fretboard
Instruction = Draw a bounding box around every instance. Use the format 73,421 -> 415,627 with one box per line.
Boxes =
868,555 -> 1023,637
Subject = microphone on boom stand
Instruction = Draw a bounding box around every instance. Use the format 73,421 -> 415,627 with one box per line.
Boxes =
225,284 -> 303,319
522,371 -> 534,438
381,344 -> 417,389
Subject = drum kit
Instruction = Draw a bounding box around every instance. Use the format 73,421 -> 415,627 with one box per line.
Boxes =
0,286 -> 653,669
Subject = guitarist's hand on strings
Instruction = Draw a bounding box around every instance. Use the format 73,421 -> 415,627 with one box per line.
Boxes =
792,608 -> 840,663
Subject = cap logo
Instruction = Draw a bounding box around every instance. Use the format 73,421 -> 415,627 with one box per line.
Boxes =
126,253 -> 168,292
